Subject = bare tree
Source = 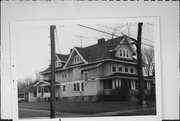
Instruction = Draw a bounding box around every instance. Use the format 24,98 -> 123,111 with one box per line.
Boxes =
17,76 -> 33,90
18,70 -> 41,90
142,47 -> 155,76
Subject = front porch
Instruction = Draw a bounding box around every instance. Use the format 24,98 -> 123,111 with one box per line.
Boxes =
33,80 -> 60,102
100,73 -> 153,101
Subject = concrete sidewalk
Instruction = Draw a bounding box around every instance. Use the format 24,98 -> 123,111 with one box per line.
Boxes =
19,107 -> 156,118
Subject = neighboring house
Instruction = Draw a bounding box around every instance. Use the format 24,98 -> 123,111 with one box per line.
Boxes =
18,81 -> 38,102
18,80 -> 60,102
40,36 -> 154,102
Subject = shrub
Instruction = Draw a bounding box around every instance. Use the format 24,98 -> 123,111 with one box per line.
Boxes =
112,87 -> 130,101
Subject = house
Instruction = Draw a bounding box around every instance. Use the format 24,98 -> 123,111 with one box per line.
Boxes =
18,80 -> 60,102
40,36 -> 154,102
18,81 -> 38,102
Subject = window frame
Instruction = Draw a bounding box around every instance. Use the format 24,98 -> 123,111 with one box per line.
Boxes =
112,66 -> 116,72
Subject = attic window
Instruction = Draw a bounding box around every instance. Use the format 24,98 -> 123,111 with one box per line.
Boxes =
55,61 -> 61,67
74,55 -> 82,63
119,48 -> 129,59
126,50 -> 129,58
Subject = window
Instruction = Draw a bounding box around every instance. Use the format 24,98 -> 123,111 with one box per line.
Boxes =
125,66 -> 128,72
120,49 -> 122,56
84,72 -> 88,81
81,83 -> 84,91
135,81 -> 139,89
119,48 -> 129,59
44,86 -> 49,93
112,66 -> 116,72
119,67 -> 122,72
74,55 -> 82,63
126,50 -> 129,58
55,61 -> 61,67
74,83 -> 77,91
74,82 -> 83,92
77,83 -> 80,91
38,87 -> 41,93
33,91 -> 37,97
123,49 -> 126,57
63,85 -> 65,92
62,72 -> 66,78
130,68 -> 134,73
74,56 -> 77,62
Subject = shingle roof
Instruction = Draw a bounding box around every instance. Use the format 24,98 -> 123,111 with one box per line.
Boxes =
41,36 -> 137,74
101,73 -> 138,80
43,79 -> 60,85
40,65 -> 64,74
18,81 -> 38,93
56,54 -> 69,62
101,73 -> 154,81
75,36 -> 137,63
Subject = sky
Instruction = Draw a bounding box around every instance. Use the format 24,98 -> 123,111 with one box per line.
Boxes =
13,22 -> 154,81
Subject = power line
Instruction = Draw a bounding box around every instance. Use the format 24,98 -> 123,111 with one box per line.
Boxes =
78,24 -> 154,47
97,24 -> 154,43
78,24 -> 119,38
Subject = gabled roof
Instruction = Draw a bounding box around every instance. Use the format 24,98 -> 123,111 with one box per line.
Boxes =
41,36 -> 137,74
101,72 -> 154,81
75,36 -> 136,63
33,79 -> 60,87
18,81 -> 38,93
63,47 -> 88,68
40,65 -> 64,74
56,54 -> 69,62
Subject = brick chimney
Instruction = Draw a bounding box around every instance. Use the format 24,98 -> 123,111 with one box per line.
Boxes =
98,38 -> 105,44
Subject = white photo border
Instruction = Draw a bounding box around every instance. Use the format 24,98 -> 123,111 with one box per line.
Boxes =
1,1 -> 179,121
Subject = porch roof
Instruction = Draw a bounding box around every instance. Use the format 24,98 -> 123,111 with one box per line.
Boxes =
18,81 -> 38,93
33,80 -> 60,87
100,73 -> 138,80
100,73 -> 154,81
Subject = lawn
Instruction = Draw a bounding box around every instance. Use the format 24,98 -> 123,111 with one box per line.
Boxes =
19,101 -> 156,115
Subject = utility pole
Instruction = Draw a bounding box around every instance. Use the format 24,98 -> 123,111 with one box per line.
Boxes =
50,25 -> 56,118
136,23 -> 147,109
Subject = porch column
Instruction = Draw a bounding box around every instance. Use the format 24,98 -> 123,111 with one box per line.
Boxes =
79,83 -> 82,92
118,79 -> 121,88
131,80 -> 135,90
112,80 -> 115,89
116,79 -> 118,88
37,87 -> 38,98
131,80 -> 133,89
134,80 -> 136,89
147,81 -> 151,90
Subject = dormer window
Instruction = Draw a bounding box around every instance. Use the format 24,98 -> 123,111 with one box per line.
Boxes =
55,61 -> 61,67
119,48 -> 129,59
126,50 -> 129,58
123,50 -> 126,57
120,49 -> 122,56
74,55 -> 82,63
